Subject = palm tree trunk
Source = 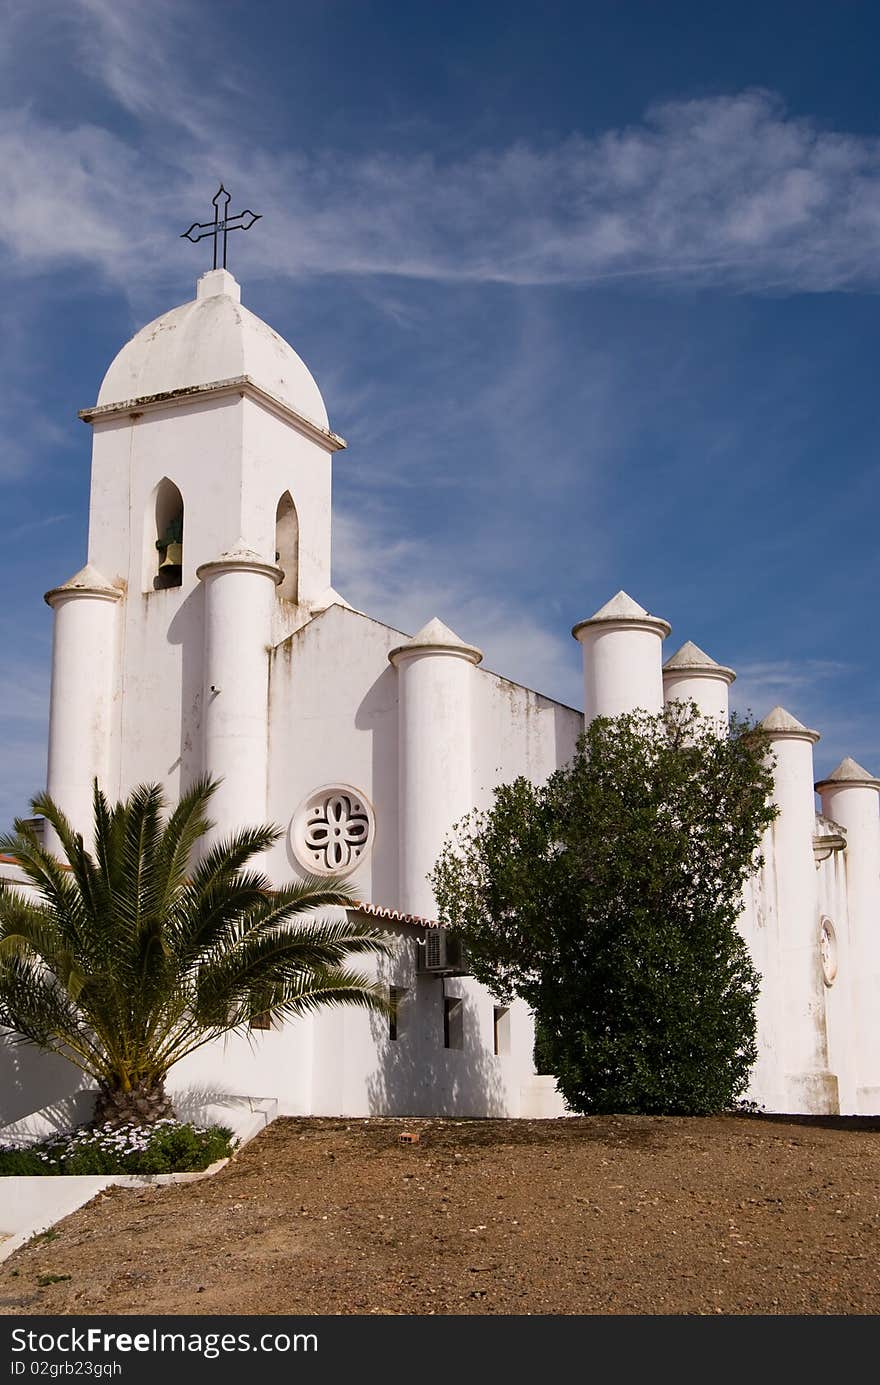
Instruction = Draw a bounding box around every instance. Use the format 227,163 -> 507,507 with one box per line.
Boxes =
93,1080 -> 176,1128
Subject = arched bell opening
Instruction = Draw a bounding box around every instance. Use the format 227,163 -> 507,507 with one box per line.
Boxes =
275,491 -> 299,603
146,478 -> 184,591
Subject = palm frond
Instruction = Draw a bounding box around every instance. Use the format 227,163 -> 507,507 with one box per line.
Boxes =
153,776 -> 219,913
253,872 -> 361,915
242,966 -> 391,1022
175,966 -> 390,1057
0,827 -> 95,963
192,916 -> 389,1024
0,953 -> 108,1077
0,778 -> 393,1107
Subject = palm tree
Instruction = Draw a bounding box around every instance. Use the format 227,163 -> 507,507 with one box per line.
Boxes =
0,778 -> 389,1127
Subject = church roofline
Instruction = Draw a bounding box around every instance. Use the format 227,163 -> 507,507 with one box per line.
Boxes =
272,602 -> 583,715
759,705 -> 820,744
815,756 -> 880,792
663,639 -> 736,684
197,542 -> 284,585
44,563 -> 124,607
349,901 -> 442,930
572,590 -> 671,641
78,375 -> 347,453
389,616 -> 483,667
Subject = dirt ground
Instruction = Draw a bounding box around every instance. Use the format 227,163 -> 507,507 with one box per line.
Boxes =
1,1114 -> 878,1316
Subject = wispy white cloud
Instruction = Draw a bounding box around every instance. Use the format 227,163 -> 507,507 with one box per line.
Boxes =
333,505 -> 581,706
730,658 -> 854,728
728,657 -> 880,778
731,658 -> 852,707
71,0 -> 213,132
3,3 -> 880,297
813,711 -> 880,781
0,413 -> 67,482
0,303 -> 75,480
3,514 -> 69,542
1,0 -> 877,812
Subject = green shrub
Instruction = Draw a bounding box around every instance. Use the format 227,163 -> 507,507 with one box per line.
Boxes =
0,1146 -> 49,1176
432,704 -> 777,1115
0,1120 -> 234,1176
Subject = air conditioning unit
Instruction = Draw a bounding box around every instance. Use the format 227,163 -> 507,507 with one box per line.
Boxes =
417,928 -> 468,976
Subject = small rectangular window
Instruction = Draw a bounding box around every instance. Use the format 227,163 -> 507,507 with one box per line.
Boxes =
249,1011 -> 273,1031
443,995 -> 464,1050
389,985 -> 408,1041
493,1005 -> 511,1057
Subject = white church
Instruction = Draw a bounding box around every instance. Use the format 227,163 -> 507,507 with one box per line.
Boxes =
2,262 -> 879,1122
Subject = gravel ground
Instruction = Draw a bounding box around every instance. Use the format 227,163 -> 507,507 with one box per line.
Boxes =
1,1114 -> 878,1316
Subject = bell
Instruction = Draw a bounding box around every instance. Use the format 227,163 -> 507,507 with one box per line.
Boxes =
159,542 -> 183,569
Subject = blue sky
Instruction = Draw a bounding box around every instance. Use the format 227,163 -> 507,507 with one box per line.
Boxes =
2,0 -> 879,827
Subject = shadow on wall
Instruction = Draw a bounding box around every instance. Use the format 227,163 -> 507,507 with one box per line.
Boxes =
0,1034 -> 90,1127
355,664 -> 399,908
166,583 -> 206,793
0,1089 -> 97,1144
169,1086 -> 251,1121
365,959 -> 507,1118
553,702 -> 582,769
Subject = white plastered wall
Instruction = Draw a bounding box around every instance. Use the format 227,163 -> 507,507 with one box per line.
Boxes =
45,591 -> 121,843
816,845 -> 857,1111
260,605 -> 579,1116
579,624 -> 666,720
817,780 -> 880,1112
662,670 -> 730,726
80,392 -> 334,809
739,856 -> 785,1112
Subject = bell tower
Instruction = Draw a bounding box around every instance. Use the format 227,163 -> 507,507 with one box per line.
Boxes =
45,265 -> 346,840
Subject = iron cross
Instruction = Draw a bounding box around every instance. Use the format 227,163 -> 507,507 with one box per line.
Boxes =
181,185 -> 261,271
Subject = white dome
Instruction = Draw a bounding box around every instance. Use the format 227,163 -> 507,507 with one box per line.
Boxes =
97,269 -> 329,429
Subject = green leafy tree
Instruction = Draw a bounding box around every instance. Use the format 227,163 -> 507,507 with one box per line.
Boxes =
431,703 -> 777,1115
0,779 -> 389,1126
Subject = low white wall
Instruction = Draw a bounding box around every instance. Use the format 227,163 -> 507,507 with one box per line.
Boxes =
0,1176 -> 117,1252
0,1095 -> 277,1261
520,1075 -> 568,1118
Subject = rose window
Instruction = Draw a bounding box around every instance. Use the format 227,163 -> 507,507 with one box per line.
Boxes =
290,786 -> 375,876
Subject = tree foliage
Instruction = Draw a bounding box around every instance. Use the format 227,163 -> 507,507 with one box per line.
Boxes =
0,778 -> 389,1125
431,704 -> 777,1115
